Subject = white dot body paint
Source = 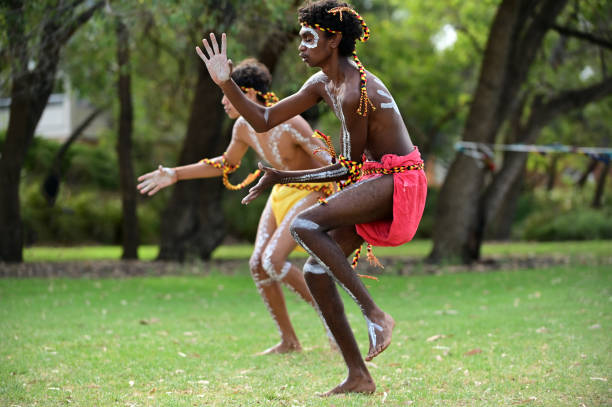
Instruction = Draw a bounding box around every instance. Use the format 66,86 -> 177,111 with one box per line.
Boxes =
299,26 -> 319,49
377,89 -> 400,116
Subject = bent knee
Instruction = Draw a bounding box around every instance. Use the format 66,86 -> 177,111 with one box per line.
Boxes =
290,215 -> 322,241
303,259 -> 328,276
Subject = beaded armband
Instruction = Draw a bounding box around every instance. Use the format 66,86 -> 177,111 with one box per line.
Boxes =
199,155 -> 261,191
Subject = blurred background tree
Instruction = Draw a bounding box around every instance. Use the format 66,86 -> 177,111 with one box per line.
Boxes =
1,0 -> 610,264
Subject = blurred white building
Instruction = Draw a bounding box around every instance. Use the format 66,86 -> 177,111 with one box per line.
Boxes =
0,80 -> 110,142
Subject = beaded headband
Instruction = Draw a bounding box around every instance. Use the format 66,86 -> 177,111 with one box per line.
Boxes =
239,86 -> 279,107
300,6 -> 374,116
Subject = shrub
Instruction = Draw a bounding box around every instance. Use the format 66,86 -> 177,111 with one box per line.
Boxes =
522,207 -> 612,241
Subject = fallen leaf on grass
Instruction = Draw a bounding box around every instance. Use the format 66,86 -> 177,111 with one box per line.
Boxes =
426,334 -> 445,342
590,377 -> 607,381
588,324 -> 601,330
464,348 -> 482,356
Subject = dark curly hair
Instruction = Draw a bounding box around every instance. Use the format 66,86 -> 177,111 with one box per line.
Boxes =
298,0 -> 363,57
231,58 -> 272,104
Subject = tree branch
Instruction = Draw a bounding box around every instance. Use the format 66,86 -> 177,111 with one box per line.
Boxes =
527,76 -> 612,134
57,1 -> 105,46
551,24 -> 612,50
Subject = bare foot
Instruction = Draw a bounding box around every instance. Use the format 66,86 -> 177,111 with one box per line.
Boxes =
256,341 -> 301,356
319,374 -> 376,396
365,312 -> 395,361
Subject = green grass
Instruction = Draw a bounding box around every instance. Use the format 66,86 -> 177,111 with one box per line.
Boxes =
22,240 -> 612,262
1,264 -> 610,406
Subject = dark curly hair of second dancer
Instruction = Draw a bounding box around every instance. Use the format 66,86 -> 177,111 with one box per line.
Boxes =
231,58 -> 272,105
298,0 -> 363,57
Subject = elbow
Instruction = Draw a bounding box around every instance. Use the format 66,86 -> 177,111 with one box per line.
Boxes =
252,108 -> 272,133
252,123 -> 269,133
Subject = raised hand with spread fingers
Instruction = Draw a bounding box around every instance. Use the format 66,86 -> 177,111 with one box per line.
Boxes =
196,33 -> 232,85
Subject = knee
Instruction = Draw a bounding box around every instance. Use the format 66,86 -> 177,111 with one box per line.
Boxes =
262,247 -> 290,280
248,256 -> 267,279
303,258 -> 328,277
290,215 -> 321,243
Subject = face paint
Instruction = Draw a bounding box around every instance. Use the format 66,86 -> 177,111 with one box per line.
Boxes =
299,26 -> 319,49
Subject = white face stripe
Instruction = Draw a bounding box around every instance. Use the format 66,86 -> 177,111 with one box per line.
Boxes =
300,26 -> 319,49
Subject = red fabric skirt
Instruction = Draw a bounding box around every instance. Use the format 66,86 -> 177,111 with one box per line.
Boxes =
355,148 -> 427,246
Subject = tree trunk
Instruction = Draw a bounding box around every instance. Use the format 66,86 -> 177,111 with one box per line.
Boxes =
42,107 -> 104,206
546,154 -> 559,191
576,157 -> 598,188
0,0 -> 102,262
116,18 -> 139,260
156,64 -> 227,261
486,165 -> 525,240
592,161 -> 610,208
476,77 -> 612,249
429,0 -> 525,264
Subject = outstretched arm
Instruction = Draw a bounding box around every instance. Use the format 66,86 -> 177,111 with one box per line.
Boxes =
242,162 -> 349,205
196,33 -> 320,132
137,122 -> 250,196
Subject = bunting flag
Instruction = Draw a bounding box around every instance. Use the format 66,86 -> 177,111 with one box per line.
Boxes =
456,141 -> 612,170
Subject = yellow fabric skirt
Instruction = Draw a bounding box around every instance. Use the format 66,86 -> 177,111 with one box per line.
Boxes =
270,183 -> 331,227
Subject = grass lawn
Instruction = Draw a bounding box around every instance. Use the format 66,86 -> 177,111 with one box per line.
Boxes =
21,240 -> 612,262
1,263 -> 610,406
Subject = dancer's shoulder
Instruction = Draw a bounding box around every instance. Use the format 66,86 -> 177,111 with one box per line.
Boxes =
300,71 -> 329,91
232,116 -> 255,138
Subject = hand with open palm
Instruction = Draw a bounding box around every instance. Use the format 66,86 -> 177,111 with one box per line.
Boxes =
137,165 -> 177,196
241,162 -> 282,205
196,33 -> 233,86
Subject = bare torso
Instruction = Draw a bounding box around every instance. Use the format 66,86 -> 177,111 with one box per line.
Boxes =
234,115 -> 329,171
303,64 -> 414,162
